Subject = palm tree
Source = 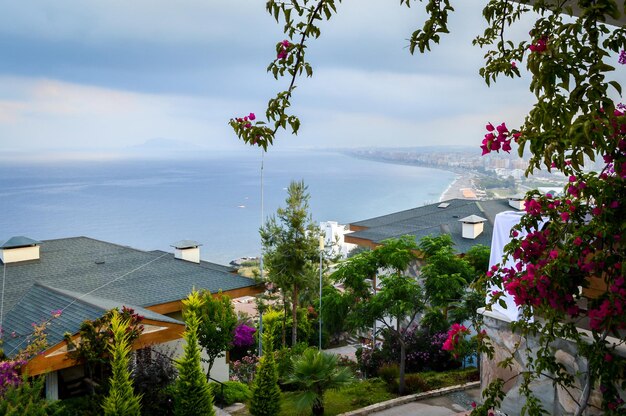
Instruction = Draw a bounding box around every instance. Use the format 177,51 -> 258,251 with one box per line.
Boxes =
286,349 -> 353,415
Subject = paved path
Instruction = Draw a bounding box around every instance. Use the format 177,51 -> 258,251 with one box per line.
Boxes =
369,388 -> 481,416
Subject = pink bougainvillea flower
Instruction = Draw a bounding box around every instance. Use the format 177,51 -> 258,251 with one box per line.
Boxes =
511,62 -> 517,69
619,49 -> 626,65
496,122 -> 508,134
486,123 -> 495,132
248,113 -> 256,121
561,212 -> 570,222
281,39 -> 291,47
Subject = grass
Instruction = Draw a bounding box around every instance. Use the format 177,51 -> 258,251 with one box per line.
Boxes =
419,367 -> 479,390
231,378 -> 395,416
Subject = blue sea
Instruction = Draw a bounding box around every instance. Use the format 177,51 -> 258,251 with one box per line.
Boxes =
0,150 -> 455,264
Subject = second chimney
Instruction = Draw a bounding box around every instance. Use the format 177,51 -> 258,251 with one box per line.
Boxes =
171,240 -> 202,263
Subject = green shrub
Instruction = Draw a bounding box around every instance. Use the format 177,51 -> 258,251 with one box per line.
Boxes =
209,381 -> 251,406
249,339 -> 281,416
0,376 -> 61,416
403,374 -> 430,394
377,363 -> 399,385
51,396 -> 103,416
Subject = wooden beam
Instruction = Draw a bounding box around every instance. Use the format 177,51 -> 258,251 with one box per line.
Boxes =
24,319 -> 185,376
344,235 -> 380,249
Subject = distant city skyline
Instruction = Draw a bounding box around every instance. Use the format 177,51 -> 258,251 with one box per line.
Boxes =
1,1 -> 625,157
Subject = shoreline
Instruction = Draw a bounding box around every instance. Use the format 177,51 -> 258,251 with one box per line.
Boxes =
342,151 -> 482,203
439,173 -> 481,202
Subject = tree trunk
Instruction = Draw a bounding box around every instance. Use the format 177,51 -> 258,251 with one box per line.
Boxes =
291,284 -> 299,346
398,336 -> 406,395
282,292 -> 288,347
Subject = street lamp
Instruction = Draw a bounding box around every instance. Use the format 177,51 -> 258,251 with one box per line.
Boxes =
319,235 -> 324,351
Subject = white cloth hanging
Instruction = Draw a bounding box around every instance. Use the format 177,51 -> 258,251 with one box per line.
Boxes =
487,211 -> 526,321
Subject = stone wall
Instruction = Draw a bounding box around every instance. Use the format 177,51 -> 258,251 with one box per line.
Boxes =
480,309 -> 624,415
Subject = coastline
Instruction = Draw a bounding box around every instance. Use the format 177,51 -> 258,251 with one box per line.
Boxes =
341,150 -> 482,203
439,173 -> 481,202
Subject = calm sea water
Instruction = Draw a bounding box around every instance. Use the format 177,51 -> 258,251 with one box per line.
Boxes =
0,150 -> 454,264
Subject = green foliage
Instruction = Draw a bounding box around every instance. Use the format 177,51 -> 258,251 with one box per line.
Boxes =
463,244 -> 490,278
280,378 -> 395,416
187,290 -> 237,379
274,342 -> 309,384
102,310 -> 142,416
64,306 -> 144,392
320,285 -> 350,342
52,395 -> 104,416
131,347 -> 177,416
377,363 -> 399,388
402,373 -> 429,394
285,349 -> 353,416
0,376 -> 61,416
261,180 -> 322,347
208,381 -> 251,406
174,291 -> 215,416
249,337 -> 281,416
335,237 -> 424,395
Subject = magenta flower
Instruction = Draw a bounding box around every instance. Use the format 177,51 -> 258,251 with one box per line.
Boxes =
619,49 -> 626,65
248,113 -> 256,121
486,123 -> 495,132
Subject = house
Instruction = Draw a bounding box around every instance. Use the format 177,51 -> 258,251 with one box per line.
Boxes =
345,198 -> 515,254
0,236 -> 263,400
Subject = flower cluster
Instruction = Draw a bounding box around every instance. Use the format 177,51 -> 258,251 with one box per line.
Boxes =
481,122 -> 520,155
619,50 -> 626,65
442,323 -> 470,358
232,323 -> 256,348
277,39 -> 291,60
528,37 -> 548,53
229,354 -> 259,384
234,112 -> 256,130
0,360 -> 26,397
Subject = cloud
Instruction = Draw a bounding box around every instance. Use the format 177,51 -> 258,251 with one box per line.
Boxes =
0,77 -> 249,151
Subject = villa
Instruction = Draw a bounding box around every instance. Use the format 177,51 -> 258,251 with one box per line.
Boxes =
0,236 -> 262,400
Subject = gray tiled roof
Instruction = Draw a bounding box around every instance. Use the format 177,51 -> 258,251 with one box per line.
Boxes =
1,283 -> 183,357
349,199 -> 513,254
0,236 -> 257,352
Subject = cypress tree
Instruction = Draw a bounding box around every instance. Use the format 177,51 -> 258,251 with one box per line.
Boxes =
249,336 -> 281,416
174,290 -> 215,416
102,309 -> 142,416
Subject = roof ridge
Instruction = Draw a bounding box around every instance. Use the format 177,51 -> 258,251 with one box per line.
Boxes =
32,282 -> 108,312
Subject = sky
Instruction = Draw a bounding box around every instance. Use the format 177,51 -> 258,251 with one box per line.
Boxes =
0,1 -> 623,157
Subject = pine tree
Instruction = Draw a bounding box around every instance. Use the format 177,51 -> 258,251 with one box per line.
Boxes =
174,290 -> 215,416
249,337 -> 281,416
102,309 -> 142,416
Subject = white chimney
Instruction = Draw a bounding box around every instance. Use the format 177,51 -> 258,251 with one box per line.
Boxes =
0,236 -> 42,263
458,215 -> 487,239
171,240 -> 202,263
508,194 -> 526,211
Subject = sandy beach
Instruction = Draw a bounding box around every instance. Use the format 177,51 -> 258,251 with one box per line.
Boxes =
439,173 -> 480,201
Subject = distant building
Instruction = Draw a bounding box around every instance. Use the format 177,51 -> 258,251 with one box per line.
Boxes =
345,198 -> 516,254
319,221 -> 357,258
0,236 -> 262,400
